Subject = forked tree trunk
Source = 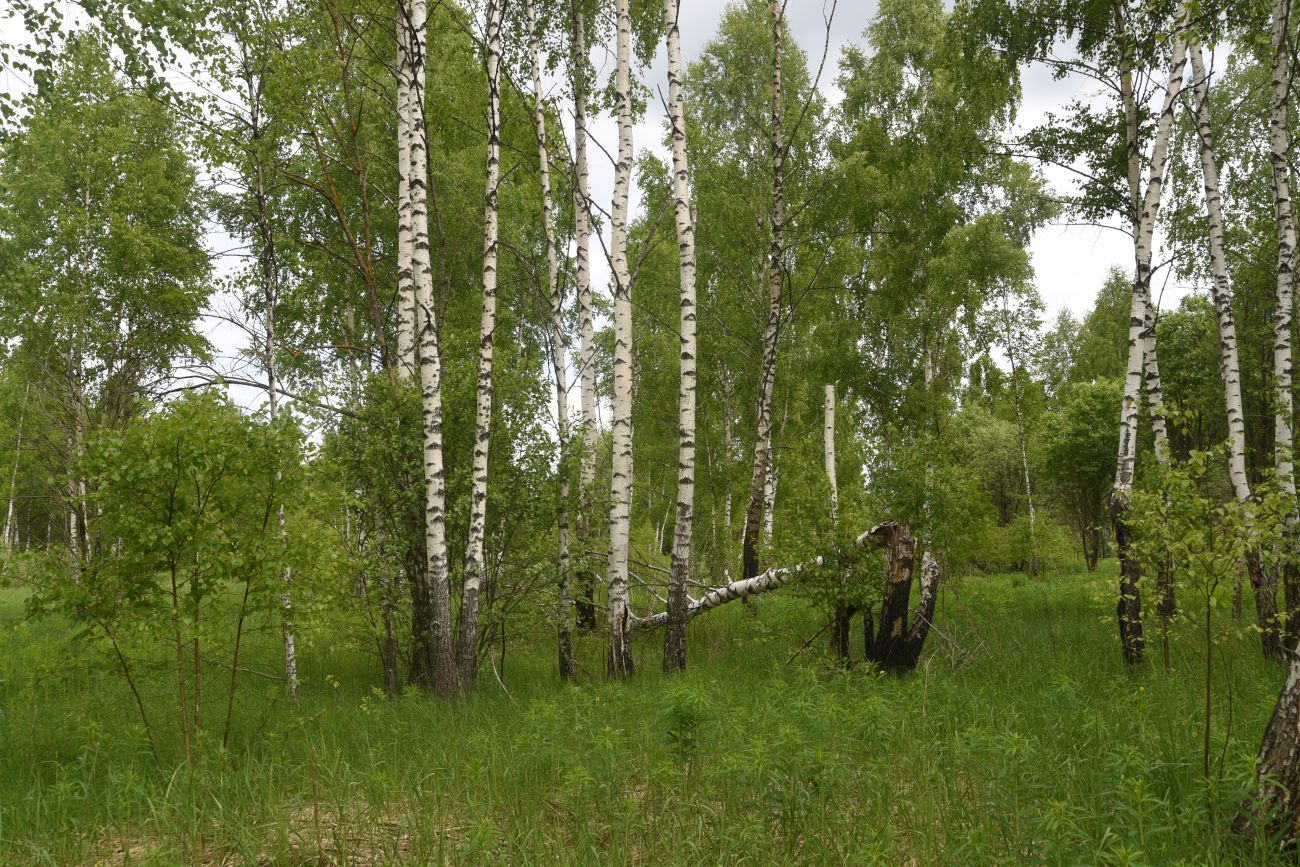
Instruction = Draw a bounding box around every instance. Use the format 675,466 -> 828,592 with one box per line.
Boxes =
526,0 -> 576,682
606,0 -> 635,678
662,0 -> 698,676
457,0 -> 504,688
572,0 -> 599,632
1110,10 -> 1186,667
1187,36 -> 1281,658
741,0 -> 785,582
405,0 -> 458,697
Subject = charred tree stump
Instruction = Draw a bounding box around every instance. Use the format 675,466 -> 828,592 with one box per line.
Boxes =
862,522 -> 940,672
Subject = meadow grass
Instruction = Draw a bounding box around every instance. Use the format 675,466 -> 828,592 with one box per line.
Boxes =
0,563 -> 1290,865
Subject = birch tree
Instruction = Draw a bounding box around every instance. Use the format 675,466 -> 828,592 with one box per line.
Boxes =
741,0 -> 786,583
404,0 -> 458,697
1266,0 -> 1299,647
395,0 -> 417,379
606,0 -> 636,678
662,0 -> 698,675
1110,9 -> 1187,667
525,0 -> 576,681
572,0 -> 599,631
457,0 -> 504,687
1184,32 -> 1280,657
3,383 -> 28,552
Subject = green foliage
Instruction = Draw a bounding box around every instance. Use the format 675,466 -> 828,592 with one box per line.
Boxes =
28,390 -> 305,750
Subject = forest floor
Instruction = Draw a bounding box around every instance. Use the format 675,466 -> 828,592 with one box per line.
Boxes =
0,563 -> 1291,865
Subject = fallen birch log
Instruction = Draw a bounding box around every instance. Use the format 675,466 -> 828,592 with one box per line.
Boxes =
633,524 -> 893,631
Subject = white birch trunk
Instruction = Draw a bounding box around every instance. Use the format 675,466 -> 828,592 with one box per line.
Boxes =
572,3 -> 599,629
663,0 -> 698,673
741,0 -> 785,582
1269,0 -> 1298,520
1111,11 -> 1187,666
4,382 -> 29,551
456,0 -> 503,686
526,0 -> 576,680
1187,34 -> 1283,655
1115,25 -> 1186,493
605,0 -> 636,677
1188,37 -> 1251,505
394,3 -> 417,378
407,0 -> 457,696
824,384 -> 838,527
634,527 -> 879,631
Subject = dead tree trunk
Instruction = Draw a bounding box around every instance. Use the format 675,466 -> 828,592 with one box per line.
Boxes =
862,522 -> 939,672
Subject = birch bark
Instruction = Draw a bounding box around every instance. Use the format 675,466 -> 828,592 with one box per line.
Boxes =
456,0 -> 504,687
606,0 -> 635,677
1238,0 -> 1300,839
1266,0 -> 1300,645
526,0 -> 576,681
1187,35 -> 1280,656
395,3 -> 417,378
663,0 -> 698,675
572,1 -> 599,631
824,384 -> 838,526
1111,10 -> 1186,666
741,0 -> 785,582
3,383 -> 28,551
406,0 -> 458,696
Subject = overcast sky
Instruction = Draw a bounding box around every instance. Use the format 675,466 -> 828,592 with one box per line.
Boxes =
572,0 -> 1191,324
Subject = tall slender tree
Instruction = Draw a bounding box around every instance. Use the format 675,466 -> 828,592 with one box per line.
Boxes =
662,0 -> 699,675
606,0 -> 636,678
572,0 -> 599,632
404,0 -> 458,697
1110,8 -> 1187,667
525,0 -> 576,681
1184,32 -> 1279,657
741,0 -> 786,583
458,0 -> 504,688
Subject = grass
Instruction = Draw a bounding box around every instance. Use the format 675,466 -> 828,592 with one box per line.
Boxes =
0,562 -> 1290,865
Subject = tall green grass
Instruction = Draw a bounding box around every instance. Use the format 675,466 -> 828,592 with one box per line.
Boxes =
0,564 -> 1288,864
